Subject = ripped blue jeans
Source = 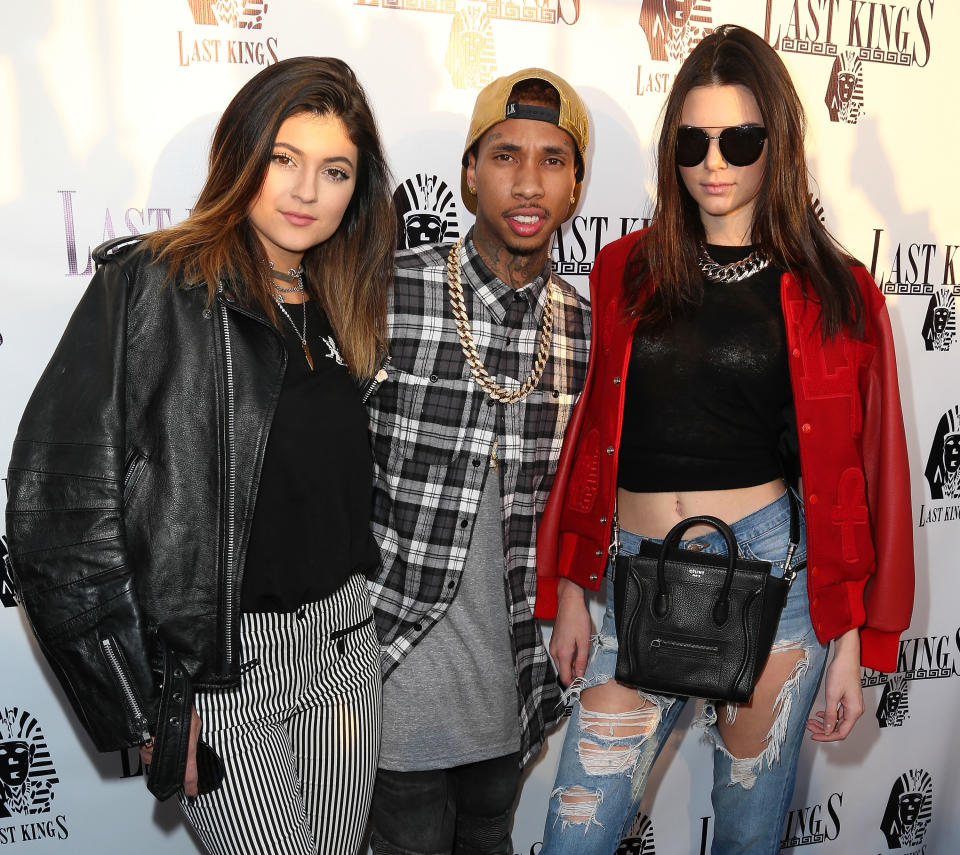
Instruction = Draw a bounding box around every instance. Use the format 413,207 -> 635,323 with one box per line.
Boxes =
541,490 -> 828,855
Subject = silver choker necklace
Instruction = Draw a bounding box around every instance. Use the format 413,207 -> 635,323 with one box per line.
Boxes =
698,243 -> 771,283
268,260 -> 304,288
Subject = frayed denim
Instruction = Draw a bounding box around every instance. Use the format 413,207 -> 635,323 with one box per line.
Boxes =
542,490 -> 828,855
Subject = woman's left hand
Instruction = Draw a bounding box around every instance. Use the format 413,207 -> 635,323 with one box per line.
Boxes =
182,706 -> 203,797
137,705 -> 203,796
806,628 -> 863,741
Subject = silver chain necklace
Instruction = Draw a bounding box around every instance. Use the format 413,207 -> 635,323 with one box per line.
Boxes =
698,243 -> 771,283
271,271 -> 314,371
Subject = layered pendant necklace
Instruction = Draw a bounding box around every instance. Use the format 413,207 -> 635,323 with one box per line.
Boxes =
269,261 -> 314,371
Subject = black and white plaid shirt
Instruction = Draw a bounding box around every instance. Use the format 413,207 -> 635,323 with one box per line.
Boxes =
367,231 -> 590,765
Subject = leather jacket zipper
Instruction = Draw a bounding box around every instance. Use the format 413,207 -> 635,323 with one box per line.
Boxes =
219,302 -> 238,668
358,354 -> 391,404
101,636 -> 151,743
122,451 -> 147,501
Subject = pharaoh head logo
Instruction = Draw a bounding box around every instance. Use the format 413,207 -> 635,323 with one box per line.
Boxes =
393,174 -> 461,250
638,0 -> 711,63
186,0 -> 267,28
616,812 -> 656,854
0,708 -> 58,817
445,6 -> 497,90
875,674 -> 909,728
924,405 -> 960,500
824,50 -> 864,124
921,289 -> 957,352
880,769 -> 933,848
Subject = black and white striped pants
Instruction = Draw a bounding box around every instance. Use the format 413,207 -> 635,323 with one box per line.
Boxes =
179,573 -> 382,855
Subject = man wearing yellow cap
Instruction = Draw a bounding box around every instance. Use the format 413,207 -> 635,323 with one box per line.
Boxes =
366,69 -> 592,854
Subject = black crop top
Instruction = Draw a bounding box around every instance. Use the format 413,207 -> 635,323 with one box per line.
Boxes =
242,300 -> 379,612
617,244 -> 796,492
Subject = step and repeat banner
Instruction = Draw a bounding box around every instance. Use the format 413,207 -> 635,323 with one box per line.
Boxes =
0,1 -> 956,853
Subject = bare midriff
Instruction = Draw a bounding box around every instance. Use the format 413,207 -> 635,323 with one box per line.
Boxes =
616,478 -> 786,540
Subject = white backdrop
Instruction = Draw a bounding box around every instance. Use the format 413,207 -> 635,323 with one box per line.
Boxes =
1,2 -> 957,853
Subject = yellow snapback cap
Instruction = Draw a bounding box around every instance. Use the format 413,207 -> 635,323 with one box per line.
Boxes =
460,68 -> 589,218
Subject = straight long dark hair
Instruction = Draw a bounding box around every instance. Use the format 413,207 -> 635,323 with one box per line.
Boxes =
144,56 -> 394,376
625,25 -> 864,338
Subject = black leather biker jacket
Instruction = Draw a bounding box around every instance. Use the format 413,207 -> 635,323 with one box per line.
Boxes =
5,236 -> 288,751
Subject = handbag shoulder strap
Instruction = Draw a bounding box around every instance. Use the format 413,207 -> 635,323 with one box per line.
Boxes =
610,502 -> 622,561
781,487 -> 803,585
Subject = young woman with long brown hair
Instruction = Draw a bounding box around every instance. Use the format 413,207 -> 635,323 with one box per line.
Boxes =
535,25 -> 914,854
6,56 -> 394,854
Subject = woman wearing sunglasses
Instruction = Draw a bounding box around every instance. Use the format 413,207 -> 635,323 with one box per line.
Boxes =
536,24 -> 913,854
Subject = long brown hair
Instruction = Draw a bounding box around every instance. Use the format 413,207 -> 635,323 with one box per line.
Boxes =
625,25 -> 863,338
144,56 -> 394,376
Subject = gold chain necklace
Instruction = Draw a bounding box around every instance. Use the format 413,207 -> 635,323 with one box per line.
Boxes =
446,237 -> 555,405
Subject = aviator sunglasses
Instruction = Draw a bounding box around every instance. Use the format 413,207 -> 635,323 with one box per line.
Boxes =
676,125 -> 768,167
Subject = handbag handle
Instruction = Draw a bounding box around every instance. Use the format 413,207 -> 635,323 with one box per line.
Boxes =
656,515 -> 738,626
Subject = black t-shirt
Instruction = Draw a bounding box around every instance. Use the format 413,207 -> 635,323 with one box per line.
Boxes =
241,300 -> 379,612
618,244 -> 796,492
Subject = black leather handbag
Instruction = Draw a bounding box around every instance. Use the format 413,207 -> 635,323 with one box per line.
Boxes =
613,490 -> 801,703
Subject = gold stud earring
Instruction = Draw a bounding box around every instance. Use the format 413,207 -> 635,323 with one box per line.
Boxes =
469,185 -> 477,195
569,194 -> 576,205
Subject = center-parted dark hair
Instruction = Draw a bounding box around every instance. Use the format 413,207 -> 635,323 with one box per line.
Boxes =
625,25 -> 863,338
144,56 -> 394,376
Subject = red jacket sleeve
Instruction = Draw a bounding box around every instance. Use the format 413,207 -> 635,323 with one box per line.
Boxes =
535,251 -> 604,618
858,271 -> 915,671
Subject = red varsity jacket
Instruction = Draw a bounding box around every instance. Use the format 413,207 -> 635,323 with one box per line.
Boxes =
535,230 -> 915,673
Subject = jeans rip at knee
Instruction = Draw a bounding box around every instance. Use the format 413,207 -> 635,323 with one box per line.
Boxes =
573,692 -> 672,778
695,637 -> 814,790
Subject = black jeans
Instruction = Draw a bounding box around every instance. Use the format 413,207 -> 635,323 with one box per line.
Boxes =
369,753 -> 522,855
